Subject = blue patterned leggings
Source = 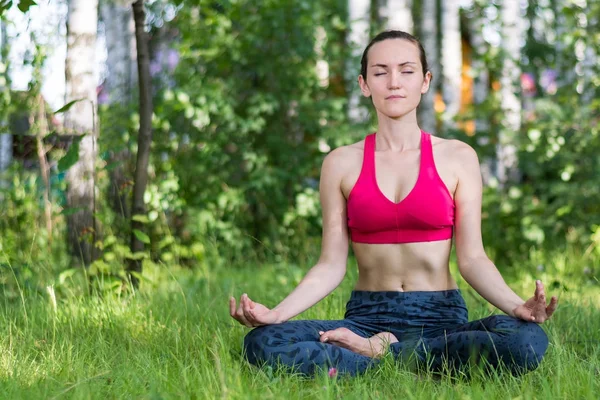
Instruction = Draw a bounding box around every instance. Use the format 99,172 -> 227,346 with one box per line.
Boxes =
243,290 -> 548,376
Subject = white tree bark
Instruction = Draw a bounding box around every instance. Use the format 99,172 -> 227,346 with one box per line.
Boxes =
440,0 -> 462,131
553,0 -> 573,89
418,0 -> 437,134
100,0 -> 137,219
100,0 -> 137,104
579,4 -> 597,105
497,0 -> 523,185
466,6 -> 492,184
0,20 -> 11,180
64,0 -> 99,265
580,42 -> 597,104
380,0 -> 413,33
347,0 -> 371,123
0,133 -> 11,171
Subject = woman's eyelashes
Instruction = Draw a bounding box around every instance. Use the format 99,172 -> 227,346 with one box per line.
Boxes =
373,71 -> 414,76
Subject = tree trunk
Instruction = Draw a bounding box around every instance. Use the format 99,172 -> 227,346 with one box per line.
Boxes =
0,133 -> 11,191
101,0 -> 137,220
580,3 -> 597,105
497,0 -> 523,186
552,0 -> 572,90
128,0 -> 154,287
33,95 -> 53,241
418,0 -> 437,134
0,20 -> 11,192
347,0 -> 371,123
0,133 -> 10,172
466,5 -> 493,185
100,0 -> 137,104
440,0 -> 461,132
380,0 -> 413,32
64,0 -> 99,266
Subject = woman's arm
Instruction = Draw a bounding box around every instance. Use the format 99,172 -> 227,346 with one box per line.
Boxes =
453,143 -> 557,320
231,147 -> 351,326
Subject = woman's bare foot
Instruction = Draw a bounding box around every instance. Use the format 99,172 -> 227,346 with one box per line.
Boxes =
319,327 -> 398,358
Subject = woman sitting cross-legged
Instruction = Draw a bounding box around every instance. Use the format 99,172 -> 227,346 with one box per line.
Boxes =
229,30 -> 558,377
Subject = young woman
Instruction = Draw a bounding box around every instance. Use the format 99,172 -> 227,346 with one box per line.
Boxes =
229,30 -> 558,377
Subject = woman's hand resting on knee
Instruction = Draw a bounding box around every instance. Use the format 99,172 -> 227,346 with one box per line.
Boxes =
229,293 -> 281,327
512,280 -> 558,323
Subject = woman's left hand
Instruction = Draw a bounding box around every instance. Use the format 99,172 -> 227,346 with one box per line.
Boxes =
512,280 -> 558,323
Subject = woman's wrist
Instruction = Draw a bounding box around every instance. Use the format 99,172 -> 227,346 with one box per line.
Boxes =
272,307 -> 288,324
507,298 -> 525,317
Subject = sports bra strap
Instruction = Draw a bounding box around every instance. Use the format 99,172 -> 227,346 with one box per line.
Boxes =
419,130 -> 433,170
363,133 -> 375,174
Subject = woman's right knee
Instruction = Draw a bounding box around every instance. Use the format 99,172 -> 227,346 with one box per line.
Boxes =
243,325 -> 271,364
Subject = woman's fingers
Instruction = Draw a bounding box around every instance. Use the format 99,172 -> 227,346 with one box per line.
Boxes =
534,280 -> 545,302
241,294 -> 256,323
230,295 -> 253,327
546,296 -> 558,317
537,280 -> 546,303
229,297 -> 236,317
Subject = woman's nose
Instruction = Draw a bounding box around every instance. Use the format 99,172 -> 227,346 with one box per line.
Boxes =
388,71 -> 401,89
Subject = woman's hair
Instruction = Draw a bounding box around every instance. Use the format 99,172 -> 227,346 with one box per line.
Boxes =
360,30 -> 430,81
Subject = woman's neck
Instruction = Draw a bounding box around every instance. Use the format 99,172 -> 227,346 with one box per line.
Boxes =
374,113 -> 421,152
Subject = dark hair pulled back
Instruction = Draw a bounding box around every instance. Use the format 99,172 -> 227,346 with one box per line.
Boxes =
360,30 -> 430,81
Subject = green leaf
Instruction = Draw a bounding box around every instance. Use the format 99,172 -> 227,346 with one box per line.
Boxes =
53,98 -> 86,114
57,135 -> 84,172
129,270 -> 154,284
58,268 -> 78,285
126,251 -> 148,260
17,0 -> 36,13
133,229 -> 150,244
0,1 -> 14,14
132,214 -> 150,224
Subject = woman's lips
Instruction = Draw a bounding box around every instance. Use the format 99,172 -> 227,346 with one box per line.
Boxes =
386,95 -> 406,99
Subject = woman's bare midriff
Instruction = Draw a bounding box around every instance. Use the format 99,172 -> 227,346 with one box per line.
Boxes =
351,239 -> 458,292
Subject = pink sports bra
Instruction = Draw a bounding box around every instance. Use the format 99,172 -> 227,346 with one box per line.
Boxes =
347,131 -> 455,244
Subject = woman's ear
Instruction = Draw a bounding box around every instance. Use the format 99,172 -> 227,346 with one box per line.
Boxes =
421,71 -> 432,94
358,75 -> 371,97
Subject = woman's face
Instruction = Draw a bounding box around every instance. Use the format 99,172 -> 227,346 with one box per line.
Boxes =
358,39 -> 431,119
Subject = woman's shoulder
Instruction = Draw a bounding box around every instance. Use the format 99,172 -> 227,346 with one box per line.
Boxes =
430,135 -> 479,164
323,138 -> 365,164
320,138 -> 366,178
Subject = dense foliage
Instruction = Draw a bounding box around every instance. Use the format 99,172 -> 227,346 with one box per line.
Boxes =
0,0 -> 599,288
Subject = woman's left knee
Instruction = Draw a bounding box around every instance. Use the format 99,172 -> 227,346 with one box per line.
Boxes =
512,322 -> 549,371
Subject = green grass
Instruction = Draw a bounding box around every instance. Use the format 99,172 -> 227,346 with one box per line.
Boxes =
0,254 -> 599,399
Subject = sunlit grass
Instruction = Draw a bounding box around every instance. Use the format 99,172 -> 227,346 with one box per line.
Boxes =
0,250 -> 598,399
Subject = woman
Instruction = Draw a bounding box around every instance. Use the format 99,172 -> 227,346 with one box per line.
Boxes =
229,30 -> 558,377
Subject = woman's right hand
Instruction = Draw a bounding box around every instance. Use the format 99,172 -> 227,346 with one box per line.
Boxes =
229,293 -> 281,327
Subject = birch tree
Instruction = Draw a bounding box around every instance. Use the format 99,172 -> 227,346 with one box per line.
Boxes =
0,20 -> 11,187
101,0 -> 137,104
497,0 -> 523,185
466,4 -> 492,184
579,3 -> 597,105
379,0 -> 413,32
347,0 -> 370,123
64,0 -> 99,266
101,0 -> 137,219
418,0 -> 437,134
440,0 -> 461,131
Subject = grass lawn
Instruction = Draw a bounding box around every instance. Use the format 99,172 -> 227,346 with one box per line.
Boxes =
0,252 -> 598,399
